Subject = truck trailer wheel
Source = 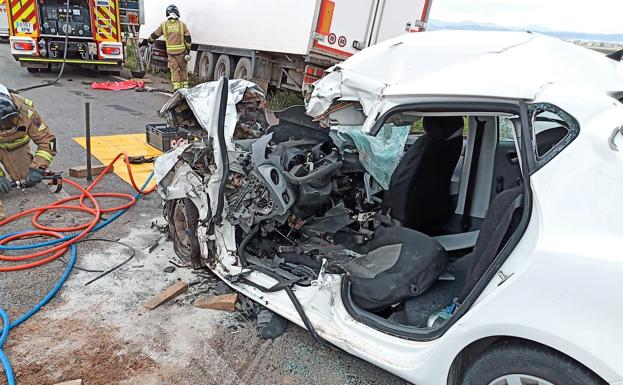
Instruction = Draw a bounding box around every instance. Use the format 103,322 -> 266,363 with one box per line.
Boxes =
214,54 -> 234,80
197,51 -> 215,80
233,57 -> 252,80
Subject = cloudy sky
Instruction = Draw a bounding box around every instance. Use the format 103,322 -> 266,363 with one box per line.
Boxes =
429,0 -> 622,34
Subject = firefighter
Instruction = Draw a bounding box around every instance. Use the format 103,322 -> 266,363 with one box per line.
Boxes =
148,4 -> 192,90
0,84 -> 57,218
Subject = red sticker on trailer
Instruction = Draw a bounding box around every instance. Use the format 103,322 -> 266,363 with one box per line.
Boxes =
327,33 -> 336,45
338,36 -> 347,47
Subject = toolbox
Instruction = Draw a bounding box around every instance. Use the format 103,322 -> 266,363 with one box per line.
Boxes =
146,124 -> 180,152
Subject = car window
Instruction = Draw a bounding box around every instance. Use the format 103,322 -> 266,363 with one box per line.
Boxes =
528,103 -> 579,169
498,117 -> 515,142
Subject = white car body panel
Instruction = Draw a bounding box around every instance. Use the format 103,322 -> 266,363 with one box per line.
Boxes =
156,31 -> 623,384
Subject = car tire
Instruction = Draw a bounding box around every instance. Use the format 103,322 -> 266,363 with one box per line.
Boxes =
166,198 -> 202,269
462,341 -> 605,385
213,54 -> 233,80
233,57 -> 252,80
197,51 -> 215,80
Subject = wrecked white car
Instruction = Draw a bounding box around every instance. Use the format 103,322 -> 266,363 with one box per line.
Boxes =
154,31 -> 623,385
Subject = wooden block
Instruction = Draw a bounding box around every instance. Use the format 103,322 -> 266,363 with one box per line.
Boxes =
54,380 -> 82,385
69,164 -> 114,178
144,281 -> 189,310
194,293 -> 238,312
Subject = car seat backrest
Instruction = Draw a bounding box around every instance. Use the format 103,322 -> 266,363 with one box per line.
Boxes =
459,186 -> 524,302
383,116 -> 464,233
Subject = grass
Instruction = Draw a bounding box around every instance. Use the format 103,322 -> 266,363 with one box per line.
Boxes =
124,40 -> 140,72
266,89 -> 304,110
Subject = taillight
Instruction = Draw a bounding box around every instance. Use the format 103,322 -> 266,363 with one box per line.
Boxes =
13,42 -> 34,51
101,46 -> 121,55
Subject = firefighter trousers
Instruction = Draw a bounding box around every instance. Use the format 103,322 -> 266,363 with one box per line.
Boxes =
0,145 -> 33,181
168,52 -> 189,90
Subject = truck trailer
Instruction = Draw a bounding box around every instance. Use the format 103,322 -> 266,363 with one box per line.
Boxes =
6,0 -> 142,73
140,0 -> 433,91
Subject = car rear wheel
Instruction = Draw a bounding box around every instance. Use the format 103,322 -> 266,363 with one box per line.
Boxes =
166,198 -> 202,269
462,341 -> 605,385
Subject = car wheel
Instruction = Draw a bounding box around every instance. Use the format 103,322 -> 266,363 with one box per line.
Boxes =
197,51 -> 215,80
167,198 -> 202,269
462,341 -> 605,385
213,54 -> 233,80
233,57 -> 252,80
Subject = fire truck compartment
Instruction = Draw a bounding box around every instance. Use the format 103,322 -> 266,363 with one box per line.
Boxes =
38,0 -> 92,38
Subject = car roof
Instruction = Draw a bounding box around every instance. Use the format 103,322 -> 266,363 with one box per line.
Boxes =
307,31 -> 623,118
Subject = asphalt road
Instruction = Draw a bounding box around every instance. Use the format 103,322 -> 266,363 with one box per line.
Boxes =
0,44 -> 410,385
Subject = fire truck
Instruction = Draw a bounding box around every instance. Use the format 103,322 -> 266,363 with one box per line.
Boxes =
6,0 -> 143,73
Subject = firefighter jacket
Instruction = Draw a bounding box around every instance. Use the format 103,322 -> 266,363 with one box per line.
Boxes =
150,19 -> 191,55
0,95 -> 56,180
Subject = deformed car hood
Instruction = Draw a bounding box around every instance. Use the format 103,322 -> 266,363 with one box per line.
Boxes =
307,31 -> 623,127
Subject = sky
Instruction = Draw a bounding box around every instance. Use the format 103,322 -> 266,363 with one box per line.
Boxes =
429,0 -> 623,34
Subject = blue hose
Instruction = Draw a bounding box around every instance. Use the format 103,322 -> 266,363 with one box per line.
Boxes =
0,173 -> 154,384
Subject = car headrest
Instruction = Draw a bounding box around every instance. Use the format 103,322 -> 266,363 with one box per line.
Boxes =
423,116 -> 464,141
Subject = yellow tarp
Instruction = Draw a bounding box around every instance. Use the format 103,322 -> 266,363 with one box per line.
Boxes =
73,134 -> 162,189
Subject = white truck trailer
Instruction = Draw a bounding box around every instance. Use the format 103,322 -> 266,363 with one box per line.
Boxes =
0,0 -> 9,40
140,0 -> 433,91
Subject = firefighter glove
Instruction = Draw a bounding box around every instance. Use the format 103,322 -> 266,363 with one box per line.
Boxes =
0,177 -> 10,194
24,168 -> 44,187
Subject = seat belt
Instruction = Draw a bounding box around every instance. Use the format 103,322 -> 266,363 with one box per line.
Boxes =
461,118 -> 486,231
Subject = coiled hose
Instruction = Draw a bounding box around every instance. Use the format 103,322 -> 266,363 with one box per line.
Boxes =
0,152 -> 155,384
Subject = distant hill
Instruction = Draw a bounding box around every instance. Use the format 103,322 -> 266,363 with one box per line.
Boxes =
428,19 -> 623,44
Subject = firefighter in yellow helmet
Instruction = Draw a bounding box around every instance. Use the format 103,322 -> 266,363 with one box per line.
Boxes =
148,4 -> 192,90
0,84 -> 57,219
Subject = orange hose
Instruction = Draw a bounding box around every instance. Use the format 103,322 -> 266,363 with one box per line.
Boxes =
0,152 -> 156,272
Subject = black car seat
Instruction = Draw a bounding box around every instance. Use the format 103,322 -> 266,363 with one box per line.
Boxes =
344,223 -> 449,311
385,186 -> 525,326
383,116 -> 464,234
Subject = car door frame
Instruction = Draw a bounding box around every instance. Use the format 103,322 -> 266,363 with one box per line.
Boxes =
339,99 -> 536,341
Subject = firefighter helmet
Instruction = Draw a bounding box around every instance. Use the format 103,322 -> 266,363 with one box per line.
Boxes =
0,85 -> 19,136
166,4 -> 180,19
